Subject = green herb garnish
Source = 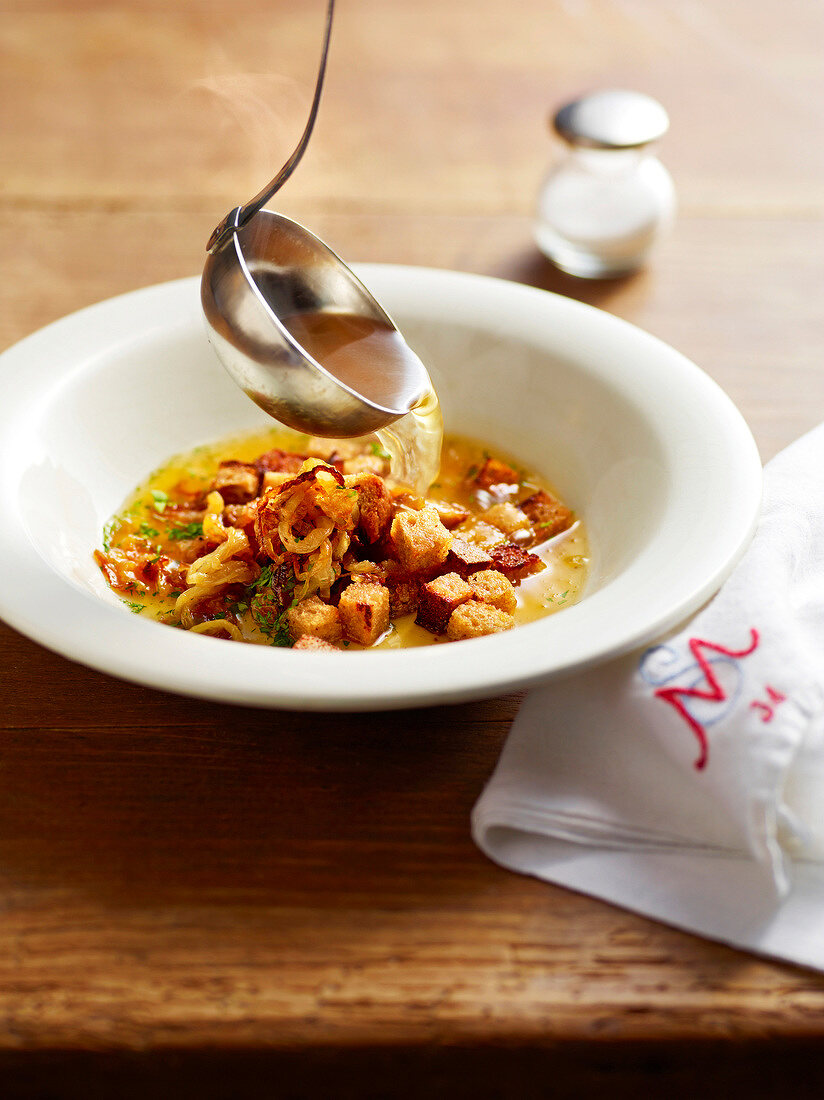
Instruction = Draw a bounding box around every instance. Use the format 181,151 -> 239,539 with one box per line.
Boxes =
168,521 -> 203,540
150,489 -> 168,514
139,523 -> 159,538
369,441 -> 391,460
248,565 -> 296,647
102,517 -> 119,551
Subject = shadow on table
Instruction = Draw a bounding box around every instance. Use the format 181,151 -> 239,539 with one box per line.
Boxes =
491,247 -> 651,314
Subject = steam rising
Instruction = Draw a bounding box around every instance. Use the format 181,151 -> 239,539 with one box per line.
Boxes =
187,69 -> 310,194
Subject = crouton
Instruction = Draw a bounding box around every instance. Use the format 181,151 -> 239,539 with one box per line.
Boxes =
254,449 -> 306,476
416,572 -> 472,634
392,491 -> 426,511
446,600 -> 514,640
305,438 -> 362,461
474,456 -> 519,491
345,471 -> 393,545
388,579 -> 419,619
287,595 -> 343,643
338,582 -> 390,646
458,521 -> 508,551
469,569 -> 517,614
520,489 -> 574,542
489,543 -> 545,585
211,461 -> 260,504
342,453 -> 389,477
293,634 -> 339,652
262,470 -> 292,492
483,502 -> 531,538
381,561 -> 420,619
390,505 -> 452,573
443,537 -> 493,578
432,501 -> 470,529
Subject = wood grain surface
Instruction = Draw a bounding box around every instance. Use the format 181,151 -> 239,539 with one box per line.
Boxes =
2,1 -> 824,1094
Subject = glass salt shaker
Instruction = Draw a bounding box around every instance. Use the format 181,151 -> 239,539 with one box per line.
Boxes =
535,90 -> 675,279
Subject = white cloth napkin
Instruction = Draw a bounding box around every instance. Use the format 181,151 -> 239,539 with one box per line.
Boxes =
472,422 -> 824,971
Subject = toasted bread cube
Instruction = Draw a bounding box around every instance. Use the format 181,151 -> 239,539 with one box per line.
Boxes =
446,600 -> 514,640
483,502 -> 531,538
287,595 -> 343,643
345,471 -> 393,544
255,449 -> 306,475
459,522 -> 508,551
211,461 -> 260,504
432,501 -> 470,529
390,506 -> 452,573
416,572 -> 472,634
391,490 -> 426,510
381,561 -> 419,618
520,489 -> 573,542
305,438 -> 361,461
443,537 -> 493,578
388,579 -> 419,619
469,569 -> 517,614
338,582 -> 390,646
262,470 -> 292,492
474,457 -> 519,491
489,543 -> 545,585
293,634 -> 340,652
342,453 -> 388,477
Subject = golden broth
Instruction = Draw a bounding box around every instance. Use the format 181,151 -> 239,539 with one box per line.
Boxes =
99,426 -> 589,648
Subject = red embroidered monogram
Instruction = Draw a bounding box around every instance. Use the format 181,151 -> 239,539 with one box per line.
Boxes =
750,685 -> 787,723
652,630 -> 760,771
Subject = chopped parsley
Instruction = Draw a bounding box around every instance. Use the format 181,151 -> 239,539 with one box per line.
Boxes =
121,581 -> 147,596
121,599 -> 144,614
247,564 -> 296,647
139,523 -> 160,538
150,489 -> 168,513
102,517 -> 118,552
369,441 -> 391,460
168,521 -> 203,540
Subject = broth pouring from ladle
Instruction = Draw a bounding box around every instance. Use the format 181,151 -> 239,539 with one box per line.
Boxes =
200,0 -> 440,488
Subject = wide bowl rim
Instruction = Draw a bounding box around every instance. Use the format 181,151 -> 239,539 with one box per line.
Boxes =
0,267 -> 762,710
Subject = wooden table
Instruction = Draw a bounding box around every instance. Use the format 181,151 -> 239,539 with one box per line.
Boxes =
2,1 -> 824,1093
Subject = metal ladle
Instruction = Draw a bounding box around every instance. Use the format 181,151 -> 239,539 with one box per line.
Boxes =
201,0 -> 431,438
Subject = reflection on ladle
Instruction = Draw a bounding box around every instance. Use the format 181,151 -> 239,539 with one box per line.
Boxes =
200,0 -> 441,491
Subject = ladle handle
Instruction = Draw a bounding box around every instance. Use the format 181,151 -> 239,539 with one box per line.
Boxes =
207,0 -> 335,254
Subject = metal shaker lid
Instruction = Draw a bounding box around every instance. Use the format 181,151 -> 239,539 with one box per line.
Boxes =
552,90 -> 669,149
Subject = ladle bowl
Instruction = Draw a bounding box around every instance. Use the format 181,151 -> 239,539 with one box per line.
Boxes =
201,210 -> 431,437
200,0 -> 432,440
